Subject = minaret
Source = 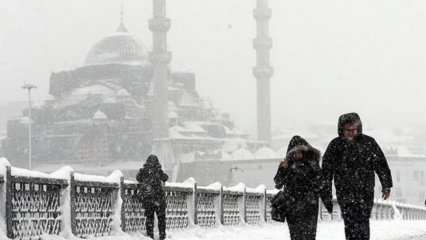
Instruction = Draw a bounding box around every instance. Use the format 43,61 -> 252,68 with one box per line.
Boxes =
253,0 -> 273,143
149,0 -> 171,139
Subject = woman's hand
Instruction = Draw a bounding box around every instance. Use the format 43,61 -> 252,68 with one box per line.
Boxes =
280,159 -> 289,168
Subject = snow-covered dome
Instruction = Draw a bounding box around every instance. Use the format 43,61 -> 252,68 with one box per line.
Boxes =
93,110 -> 107,120
169,111 -> 178,119
222,138 -> 247,153
117,88 -> 130,97
84,33 -> 150,66
230,148 -> 254,160
219,150 -> 230,161
254,147 -> 278,159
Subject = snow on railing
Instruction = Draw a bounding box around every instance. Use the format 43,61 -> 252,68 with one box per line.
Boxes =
318,198 -> 426,221
1,163 -> 426,240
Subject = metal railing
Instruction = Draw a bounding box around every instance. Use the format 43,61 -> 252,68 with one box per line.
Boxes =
1,165 -> 426,240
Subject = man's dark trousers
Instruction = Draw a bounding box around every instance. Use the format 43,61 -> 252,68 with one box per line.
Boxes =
340,201 -> 373,240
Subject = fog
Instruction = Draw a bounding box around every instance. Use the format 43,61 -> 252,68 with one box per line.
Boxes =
1,0 -> 426,135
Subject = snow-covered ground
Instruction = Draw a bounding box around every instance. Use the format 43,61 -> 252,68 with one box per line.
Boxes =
37,220 -> 426,240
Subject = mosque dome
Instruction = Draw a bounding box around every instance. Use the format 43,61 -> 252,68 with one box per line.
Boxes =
254,147 -> 278,159
84,33 -> 150,66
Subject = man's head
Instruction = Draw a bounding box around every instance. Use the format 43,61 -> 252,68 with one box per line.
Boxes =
338,112 -> 363,139
343,122 -> 359,141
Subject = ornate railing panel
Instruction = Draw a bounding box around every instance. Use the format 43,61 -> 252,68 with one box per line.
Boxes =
121,183 -> 146,233
9,175 -> 67,240
222,191 -> 242,226
196,188 -> 219,227
245,192 -> 262,225
71,180 -> 118,238
265,193 -> 274,223
164,186 -> 191,230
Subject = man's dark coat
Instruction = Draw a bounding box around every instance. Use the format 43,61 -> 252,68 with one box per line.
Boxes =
321,113 -> 393,240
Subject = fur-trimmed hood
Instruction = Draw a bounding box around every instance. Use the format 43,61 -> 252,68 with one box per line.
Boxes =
338,112 -> 363,137
286,135 -> 321,161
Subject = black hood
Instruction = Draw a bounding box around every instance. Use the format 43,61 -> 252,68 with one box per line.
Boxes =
286,135 -> 321,160
286,135 -> 309,154
143,154 -> 162,169
337,112 -> 363,137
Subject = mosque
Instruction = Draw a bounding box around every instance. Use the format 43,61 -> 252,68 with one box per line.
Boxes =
2,1 -> 274,177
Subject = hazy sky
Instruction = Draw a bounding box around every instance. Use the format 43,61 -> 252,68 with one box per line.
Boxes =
1,0 -> 426,136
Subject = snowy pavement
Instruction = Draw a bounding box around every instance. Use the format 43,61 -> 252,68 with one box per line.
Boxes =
38,220 -> 426,240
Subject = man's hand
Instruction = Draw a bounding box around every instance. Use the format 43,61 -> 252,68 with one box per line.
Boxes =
280,159 -> 289,168
382,190 -> 391,200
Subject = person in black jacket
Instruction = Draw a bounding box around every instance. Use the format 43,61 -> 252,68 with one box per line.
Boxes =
321,113 -> 393,240
136,154 -> 169,240
274,135 -> 327,240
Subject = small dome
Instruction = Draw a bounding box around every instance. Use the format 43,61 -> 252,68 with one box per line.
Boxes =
84,33 -> 150,66
254,147 -> 278,159
93,110 -> 107,120
230,148 -> 254,160
217,150 -> 230,161
169,111 -> 178,119
117,88 -> 130,97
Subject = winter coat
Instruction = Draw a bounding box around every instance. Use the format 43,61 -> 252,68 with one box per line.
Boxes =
136,154 -> 169,207
274,136 -> 322,224
321,113 -> 393,208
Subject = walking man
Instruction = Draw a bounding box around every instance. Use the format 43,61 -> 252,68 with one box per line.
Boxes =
321,113 -> 393,240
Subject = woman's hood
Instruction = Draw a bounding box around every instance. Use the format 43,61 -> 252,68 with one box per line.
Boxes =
143,154 -> 162,169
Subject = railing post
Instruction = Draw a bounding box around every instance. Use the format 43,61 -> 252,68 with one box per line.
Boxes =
262,189 -> 267,223
0,170 -> 5,237
5,166 -> 12,239
108,176 -> 123,233
218,185 -> 224,225
70,171 -> 77,236
120,177 -> 126,232
193,182 -> 198,225
241,187 -> 247,223
186,181 -> 198,226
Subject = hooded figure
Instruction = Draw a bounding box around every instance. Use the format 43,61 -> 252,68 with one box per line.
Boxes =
274,136 -> 323,240
136,154 -> 169,240
321,113 -> 393,240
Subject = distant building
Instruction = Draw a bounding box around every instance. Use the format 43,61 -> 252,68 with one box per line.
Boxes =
377,156 -> 426,206
0,101 -> 27,137
178,154 -> 426,206
2,24 -> 253,170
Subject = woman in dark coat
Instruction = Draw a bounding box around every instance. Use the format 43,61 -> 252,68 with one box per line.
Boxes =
274,136 -> 323,240
136,154 -> 169,240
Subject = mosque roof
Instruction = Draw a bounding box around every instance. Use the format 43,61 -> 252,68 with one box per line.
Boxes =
84,33 -> 150,67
